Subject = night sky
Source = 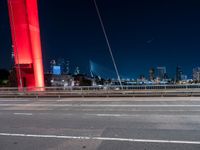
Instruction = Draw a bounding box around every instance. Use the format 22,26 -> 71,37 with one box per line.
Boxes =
1,0 -> 200,79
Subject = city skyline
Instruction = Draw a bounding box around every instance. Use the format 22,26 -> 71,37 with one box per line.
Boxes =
1,0 -> 200,79
49,58 -> 190,81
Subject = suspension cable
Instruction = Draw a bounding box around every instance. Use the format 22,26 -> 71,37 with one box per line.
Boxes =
93,0 -> 123,88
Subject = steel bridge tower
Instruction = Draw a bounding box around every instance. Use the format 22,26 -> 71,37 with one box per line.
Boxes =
7,0 -> 44,91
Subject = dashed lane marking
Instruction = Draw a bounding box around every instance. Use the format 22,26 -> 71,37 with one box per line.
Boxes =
13,113 -> 33,116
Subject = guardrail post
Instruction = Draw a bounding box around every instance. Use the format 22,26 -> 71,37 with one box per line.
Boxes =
190,88 -> 193,97
144,85 -> 147,96
164,85 -> 167,97
81,87 -> 84,97
107,86 -> 109,97
36,92 -> 38,100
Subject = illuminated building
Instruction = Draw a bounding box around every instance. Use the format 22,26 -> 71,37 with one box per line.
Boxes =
193,67 -> 200,82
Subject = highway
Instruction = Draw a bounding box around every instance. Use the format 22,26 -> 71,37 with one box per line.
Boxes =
0,97 -> 200,150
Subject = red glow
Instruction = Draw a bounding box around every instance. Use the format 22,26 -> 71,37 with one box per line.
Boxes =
8,0 -> 44,91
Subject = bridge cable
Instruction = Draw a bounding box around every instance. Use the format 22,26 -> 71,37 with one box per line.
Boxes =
93,0 -> 123,88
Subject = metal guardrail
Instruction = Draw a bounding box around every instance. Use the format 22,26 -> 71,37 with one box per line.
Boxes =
1,84 -> 200,98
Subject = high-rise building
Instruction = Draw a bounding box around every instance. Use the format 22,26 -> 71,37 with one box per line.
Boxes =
57,58 -> 65,74
149,68 -> 155,81
50,59 -> 56,73
66,60 -> 70,74
157,67 -> 166,81
193,67 -> 200,82
176,66 -> 182,83
181,74 -> 187,81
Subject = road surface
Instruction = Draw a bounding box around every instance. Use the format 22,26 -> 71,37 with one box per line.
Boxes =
0,97 -> 200,150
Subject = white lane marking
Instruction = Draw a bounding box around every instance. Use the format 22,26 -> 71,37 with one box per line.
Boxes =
83,109 -> 200,112
0,133 -> 200,145
0,100 -> 30,102
95,114 -> 142,117
1,104 -> 200,107
96,114 -> 123,117
13,113 -> 33,116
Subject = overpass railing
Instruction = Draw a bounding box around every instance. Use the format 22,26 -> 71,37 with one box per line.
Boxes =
1,84 -> 200,98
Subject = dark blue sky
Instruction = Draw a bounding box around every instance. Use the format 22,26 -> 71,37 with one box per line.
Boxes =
1,0 -> 200,79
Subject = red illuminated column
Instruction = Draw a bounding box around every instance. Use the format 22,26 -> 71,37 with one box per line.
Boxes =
7,0 -> 44,91
25,0 -> 44,90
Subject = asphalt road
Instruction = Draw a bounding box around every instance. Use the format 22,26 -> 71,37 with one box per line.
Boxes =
0,97 -> 200,150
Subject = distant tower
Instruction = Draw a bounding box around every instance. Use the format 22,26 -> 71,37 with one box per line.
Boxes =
149,68 -> 155,81
193,67 -> 200,82
89,60 -> 94,77
74,67 -> 80,75
66,60 -> 70,74
176,66 -> 182,83
157,67 -> 166,81
50,60 -> 56,73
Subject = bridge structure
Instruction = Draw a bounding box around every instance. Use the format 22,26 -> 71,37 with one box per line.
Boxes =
7,0 -> 44,91
6,0 -> 125,92
5,0 -> 200,97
